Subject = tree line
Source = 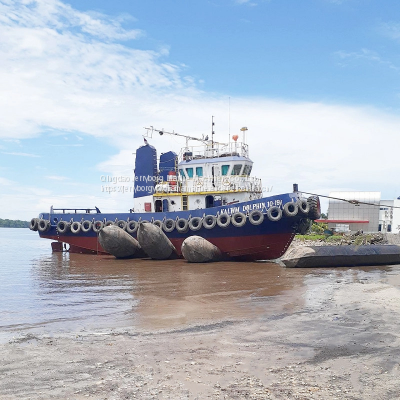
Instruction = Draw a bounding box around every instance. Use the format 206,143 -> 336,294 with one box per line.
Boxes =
0,218 -> 30,228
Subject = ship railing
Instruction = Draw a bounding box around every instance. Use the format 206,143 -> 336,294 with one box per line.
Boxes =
180,141 -> 249,161
154,176 -> 262,194
50,208 -> 100,214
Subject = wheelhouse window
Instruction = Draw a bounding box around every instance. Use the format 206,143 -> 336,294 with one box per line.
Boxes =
179,169 -> 185,179
231,164 -> 243,176
186,168 -> 193,178
221,165 -> 229,176
243,164 -> 252,176
196,167 -> 203,177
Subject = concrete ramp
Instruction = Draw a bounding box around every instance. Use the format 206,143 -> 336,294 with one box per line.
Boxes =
281,245 -> 400,268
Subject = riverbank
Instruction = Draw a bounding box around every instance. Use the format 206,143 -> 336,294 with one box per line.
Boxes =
291,232 -> 400,248
2,261 -> 400,399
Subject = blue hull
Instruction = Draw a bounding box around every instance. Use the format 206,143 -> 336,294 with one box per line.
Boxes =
38,192 -> 308,260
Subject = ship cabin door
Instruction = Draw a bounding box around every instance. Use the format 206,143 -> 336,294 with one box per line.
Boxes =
205,195 -> 214,208
155,199 -> 162,212
162,199 -> 169,212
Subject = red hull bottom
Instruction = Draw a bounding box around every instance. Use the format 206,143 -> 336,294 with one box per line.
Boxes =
44,232 -> 294,261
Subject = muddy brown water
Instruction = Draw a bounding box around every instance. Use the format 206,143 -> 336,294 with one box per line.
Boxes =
1,228 -> 400,343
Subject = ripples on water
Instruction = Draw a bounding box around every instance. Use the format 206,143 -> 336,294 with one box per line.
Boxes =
0,228 -> 399,341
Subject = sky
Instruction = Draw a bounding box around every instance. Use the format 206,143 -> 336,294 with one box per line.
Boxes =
1,0 -> 400,220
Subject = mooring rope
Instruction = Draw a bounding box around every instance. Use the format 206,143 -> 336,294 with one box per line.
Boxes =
301,191 -> 400,209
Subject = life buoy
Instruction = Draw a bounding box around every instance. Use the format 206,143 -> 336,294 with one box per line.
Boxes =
116,220 -> 127,230
249,210 -> 264,225
231,212 -> 246,227
57,220 -> 70,234
81,220 -> 92,233
283,202 -> 298,217
93,220 -> 104,233
267,206 -> 282,222
163,218 -> 175,233
188,217 -> 202,231
71,221 -> 81,234
38,219 -> 51,232
126,220 -> 138,234
152,220 -> 163,229
176,218 -> 189,233
30,218 -> 39,231
217,213 -> 231,228
203,215 -> 217,229
297,199 -> 310,214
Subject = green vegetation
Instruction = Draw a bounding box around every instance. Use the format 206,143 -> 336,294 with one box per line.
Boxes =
310,221 -> 328,234
296,234 -> 343,242
325,235 -> 343,242
296,234 -> 326,241
0,218 -> 30,228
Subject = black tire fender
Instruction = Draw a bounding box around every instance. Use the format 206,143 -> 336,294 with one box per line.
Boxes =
267,206 -> 282,222
249,210 -> 264,225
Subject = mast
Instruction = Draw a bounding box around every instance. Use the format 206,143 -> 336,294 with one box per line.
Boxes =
211,116 -> 215,187
211,116 -> 215,157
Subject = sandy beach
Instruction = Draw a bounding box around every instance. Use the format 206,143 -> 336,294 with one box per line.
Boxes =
2,256 -> 400,399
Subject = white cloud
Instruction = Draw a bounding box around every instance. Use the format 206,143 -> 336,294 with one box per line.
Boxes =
2,151 -> 41,157
379,21 -> 400,41
0,0 -> 196,140
235,0 -> 257,5
1,0 -> 400,220
0,0 -> 141,41
45,175 -> 69,181
0,176 -> 14,185
335,49 -> 399,71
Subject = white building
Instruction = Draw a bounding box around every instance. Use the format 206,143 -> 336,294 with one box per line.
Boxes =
379,199 -> 400,234
325,192 -> 400,234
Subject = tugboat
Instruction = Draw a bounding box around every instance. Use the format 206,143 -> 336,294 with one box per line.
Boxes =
30,123 -> 320,260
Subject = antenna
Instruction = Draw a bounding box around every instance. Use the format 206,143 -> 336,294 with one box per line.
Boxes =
228,97 -> 231,146
240,126 -> 248,144
211,116 -> 215,156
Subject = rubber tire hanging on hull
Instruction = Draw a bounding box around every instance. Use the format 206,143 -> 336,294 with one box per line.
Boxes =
297,199 -> 310,215
38,219 -> 51,232
231,212 -> 246,227
283,202 -> 298,217
93,220 -> 104,233
217,213 -> 231,228
249,210 -> 264,225
71,221 -> 81,234
189,217 -> 202,231
116,220 -> 127,230
267,206 -> 282,222
152,220 -> 163,229
163,219 -> 175,233
30,218 -> 39,231
126,220 -> 138,234
57,220 -> 70,234
176,218 -> 189,233
307,196 -> 321,220
81,220 -> 92,233
203,215 -> 217,229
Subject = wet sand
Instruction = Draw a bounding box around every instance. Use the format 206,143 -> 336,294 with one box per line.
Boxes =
2,251 -> 400,399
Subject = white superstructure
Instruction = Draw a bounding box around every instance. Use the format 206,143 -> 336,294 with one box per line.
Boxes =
135,126 -> 263,214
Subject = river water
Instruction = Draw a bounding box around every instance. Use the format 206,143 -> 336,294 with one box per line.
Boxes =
1,228 -> 400,343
